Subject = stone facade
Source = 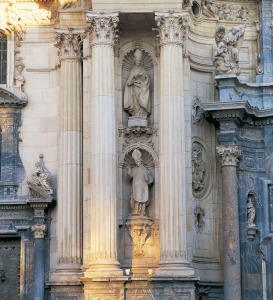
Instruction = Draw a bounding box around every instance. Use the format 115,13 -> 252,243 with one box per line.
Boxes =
0,0 -> 272,299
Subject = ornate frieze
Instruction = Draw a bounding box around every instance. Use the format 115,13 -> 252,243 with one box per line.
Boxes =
119,127 -> 156,149
55,28 -> 86,60
216,145 -> 241,167
154,12 -> 189,47
201,1 -> 254,21
32,224 -> 47,239
86,12 -> 119,46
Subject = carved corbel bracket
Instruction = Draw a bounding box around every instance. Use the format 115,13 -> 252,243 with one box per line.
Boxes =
125,216 -> 153,257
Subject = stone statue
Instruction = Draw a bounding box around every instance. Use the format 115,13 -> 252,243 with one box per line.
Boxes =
127,149 -> 153,216
31,154 -> 53,195
213,25 -> 245,76
124,49 -> 151,127
247,195 -> 255,228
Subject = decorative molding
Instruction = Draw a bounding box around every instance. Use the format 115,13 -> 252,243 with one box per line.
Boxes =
194,206 -> 205,233
57,256 -> 82,265
154,12 -> 189,47
86,12 -> 119,47
119,127 -> 156,149
55,28 -> 86,60
32,224 -> 47,239
216,145 -> 241,167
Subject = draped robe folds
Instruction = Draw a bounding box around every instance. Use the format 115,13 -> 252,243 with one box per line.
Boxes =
124,65 -> 151,118
128,164 -> 153,204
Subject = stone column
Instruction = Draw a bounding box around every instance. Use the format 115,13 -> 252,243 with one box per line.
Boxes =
216,145 -> 242,300
85,12 -> 122,277
155,12 -> 194,276
32,224 -> 47,300
54,28 -> 85,275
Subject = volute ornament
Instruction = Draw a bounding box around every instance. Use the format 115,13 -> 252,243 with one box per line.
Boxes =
214,25 -> 245,76
87,12 -> 119,46
154,12 -> 189,47
216,145 -> 241,167
55,28 -> 86,60
32,224 -> 47,239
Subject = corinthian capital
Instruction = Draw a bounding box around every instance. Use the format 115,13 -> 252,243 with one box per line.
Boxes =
55,28 -> 86,60
32,224 -> 47,239
86,12 -> 119,46
154,12 -> 189,46
216,145 -> 241,167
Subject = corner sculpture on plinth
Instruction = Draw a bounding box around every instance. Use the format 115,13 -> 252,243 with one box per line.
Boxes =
124,49 -> 151,127
28,153 -> 53,197
213,24 -> 245,76
126,149 -> 153,258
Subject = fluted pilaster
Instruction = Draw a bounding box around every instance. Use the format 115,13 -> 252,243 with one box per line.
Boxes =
216,145 -> 241,300
155,12 -> 193,277
55,28 -> 85,271
85,12 -> 122,277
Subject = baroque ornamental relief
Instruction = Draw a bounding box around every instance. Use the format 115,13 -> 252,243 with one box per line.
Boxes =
214,25 -> 245,76
192,141 -> 211,199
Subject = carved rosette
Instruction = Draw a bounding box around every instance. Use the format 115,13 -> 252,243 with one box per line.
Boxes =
86,12 -> 119,46
32,224 -> 47,239
216,145 -> 241,167
154,12 -> 189,47
55,28 -> 86,60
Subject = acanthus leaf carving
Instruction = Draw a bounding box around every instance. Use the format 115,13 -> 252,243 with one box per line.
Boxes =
216,145 -> 241,167
32,224 -> 47,239
154,12 -> 189,47
55,28 -> 86,60
87,12 -> 119,46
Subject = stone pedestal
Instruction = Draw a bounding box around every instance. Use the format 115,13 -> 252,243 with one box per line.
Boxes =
85,12 -> 122,278
216,145 -> 242,300
154,12 -> 194,277
53,28 -> 86,281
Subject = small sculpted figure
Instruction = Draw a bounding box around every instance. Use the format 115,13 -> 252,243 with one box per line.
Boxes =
201,0 -> 218,17
124,49 -> 151,120
214,24 -> 245,75
247,195 -> 256,228
31,154 -> 53,195
127,149 -> 153,216
192,146 -> 205,192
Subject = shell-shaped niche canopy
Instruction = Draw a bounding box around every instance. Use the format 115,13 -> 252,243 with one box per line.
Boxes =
122,147 -> 157,170
122,48 -> 154,72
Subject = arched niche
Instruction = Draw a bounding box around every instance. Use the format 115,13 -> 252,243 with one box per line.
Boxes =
118,144 -> 158,221
117,41 -> 158,129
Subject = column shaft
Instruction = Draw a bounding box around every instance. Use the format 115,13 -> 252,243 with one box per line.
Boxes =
86,12 -> 122,276
155,12 -> 193,276
55,29 -> 85,271
217,145 -> 241,300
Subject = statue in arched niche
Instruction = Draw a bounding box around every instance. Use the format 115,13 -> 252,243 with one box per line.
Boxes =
124,49 -> 151,127
127,149 -> 153,216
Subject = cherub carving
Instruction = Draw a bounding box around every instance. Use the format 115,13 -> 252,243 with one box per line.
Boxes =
213,25 -> 245,75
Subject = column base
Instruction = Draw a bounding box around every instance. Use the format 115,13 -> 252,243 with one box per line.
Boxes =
156,259 -> 195,277
84,259 -> 123,278
50,265 -> 83,283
